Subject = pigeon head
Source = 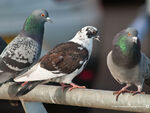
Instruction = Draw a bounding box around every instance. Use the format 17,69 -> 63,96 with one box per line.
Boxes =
70,26 -> 100,54
112,28 -> 141,68
113,27 -> 140,54
71,26 -> 100,43
80,26 -> 100,41
31,9 -> 52,23
22,9 -> 51,42
125,27 -> 138,37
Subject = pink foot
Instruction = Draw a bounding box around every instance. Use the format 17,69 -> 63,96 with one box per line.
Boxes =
130,91 -> 145,96
130,85 -> 145,96
113,85 -> 130,101
113,89 -> 131,101
21,81 -> 28,87
68,83 -> 86,91
60,83 -> 70,92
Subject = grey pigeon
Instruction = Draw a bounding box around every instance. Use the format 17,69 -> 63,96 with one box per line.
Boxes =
0,37 -> 7,54
14,26 -> 100,96
107,27 -> 150,101
0,9 -> 51,85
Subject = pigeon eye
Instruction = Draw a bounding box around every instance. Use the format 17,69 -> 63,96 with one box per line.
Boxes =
128,32 -> 131,36
86,28 -> 89,32
41,13 -> 45,17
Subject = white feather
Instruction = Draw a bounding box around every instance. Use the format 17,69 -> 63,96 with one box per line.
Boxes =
70,31 -> 93,57
14,63 -> 65,82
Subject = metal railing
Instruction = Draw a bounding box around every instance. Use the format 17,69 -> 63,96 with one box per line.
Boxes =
0,83 -> 150,113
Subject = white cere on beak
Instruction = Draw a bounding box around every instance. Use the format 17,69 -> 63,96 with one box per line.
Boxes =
94,35 -> 101,42
132,37 -> 138,43
46,17 -> 53,23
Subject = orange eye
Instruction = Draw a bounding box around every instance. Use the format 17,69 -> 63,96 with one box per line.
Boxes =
41,13 -> 45,17
128,32 -> 131,36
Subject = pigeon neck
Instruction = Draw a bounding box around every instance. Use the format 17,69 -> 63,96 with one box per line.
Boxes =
112,39 -> 141,68
70,32 -> 93,56
22,15 -> 44,44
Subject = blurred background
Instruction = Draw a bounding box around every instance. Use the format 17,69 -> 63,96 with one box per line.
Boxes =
0,0 -> 150,113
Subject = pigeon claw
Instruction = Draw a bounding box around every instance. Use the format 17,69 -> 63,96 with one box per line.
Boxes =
60,83 -> 70,92
68,83 -> 86,91
130,91 -> 145,96
113,89 -> 130,101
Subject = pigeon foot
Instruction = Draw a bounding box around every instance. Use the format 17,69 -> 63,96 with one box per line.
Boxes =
60,83 -> 71,92
113,85 -> 130,101
68,83 -> 86,91
21,81 -> 28,87
130,91 -> 145,96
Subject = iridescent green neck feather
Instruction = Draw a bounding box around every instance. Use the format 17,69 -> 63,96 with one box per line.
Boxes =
23,15 -> 44,37
116,36 -> 127,54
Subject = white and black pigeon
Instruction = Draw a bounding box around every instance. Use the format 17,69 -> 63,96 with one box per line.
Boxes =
14,26 -> 100,96
0,37 -> 7,54
107,27 -> 150,101
0,9 -> 51,85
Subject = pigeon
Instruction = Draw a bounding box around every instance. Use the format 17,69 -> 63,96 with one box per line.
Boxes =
14,26 -> 100,96
0,9 -> 51,85
107,27 -> 150,101
0,37 -> 7,54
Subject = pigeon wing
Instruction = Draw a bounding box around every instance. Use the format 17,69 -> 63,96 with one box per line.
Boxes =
0,35 -> 41,73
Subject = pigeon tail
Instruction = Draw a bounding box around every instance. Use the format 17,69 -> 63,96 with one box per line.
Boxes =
0,72 -> 13,85
141,53 -> 150,87
16,81 -> 42,96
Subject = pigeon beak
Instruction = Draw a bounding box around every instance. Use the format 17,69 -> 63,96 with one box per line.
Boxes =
94,35 -> 101,42
132,36 -> 137,43
46,17 -> 53,23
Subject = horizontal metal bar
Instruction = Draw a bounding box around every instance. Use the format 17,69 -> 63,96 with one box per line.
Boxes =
0,83 -> 150,113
